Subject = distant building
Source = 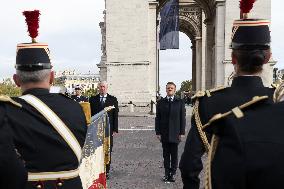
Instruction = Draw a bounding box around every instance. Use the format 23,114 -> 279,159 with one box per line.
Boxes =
277,69 -> 284,80
54,70 -> 100,94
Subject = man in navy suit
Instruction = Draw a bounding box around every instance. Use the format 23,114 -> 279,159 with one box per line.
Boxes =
155,82 -> 186,183
89,81 -> 119,178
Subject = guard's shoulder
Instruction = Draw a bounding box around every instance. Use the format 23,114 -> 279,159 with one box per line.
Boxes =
192,86 -> 226,100
203,95 -> 268,129
0,95 -> 22,108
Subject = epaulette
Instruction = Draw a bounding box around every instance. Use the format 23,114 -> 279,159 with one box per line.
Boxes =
191,91 -> 205,100
0,95 -> 22,108
203,95 -> 268,130
192,86 -> 226,99
206,86 -> 226,97
271,83 -> 278,88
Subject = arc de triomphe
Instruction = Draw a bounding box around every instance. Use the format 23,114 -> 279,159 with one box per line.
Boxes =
98,0 -> 275,105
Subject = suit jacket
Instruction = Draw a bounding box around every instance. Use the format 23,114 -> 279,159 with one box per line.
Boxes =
3,88 -> 87,189
155,97 -> 186,143
179,76 -> 275,189
89,94 -> 119,136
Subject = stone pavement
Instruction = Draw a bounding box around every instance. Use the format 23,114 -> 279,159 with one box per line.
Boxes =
107,106 -> 203,189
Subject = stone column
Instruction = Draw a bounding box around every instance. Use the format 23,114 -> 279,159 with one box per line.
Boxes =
205,20 -> 214,89
191,42 -> 196,91
148,0 -> 159,101
201,11 -> 206,90
214,1 -> 226,86
195,36 -> 202,90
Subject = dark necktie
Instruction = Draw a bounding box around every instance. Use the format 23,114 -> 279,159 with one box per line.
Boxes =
168,97 -> 172,112
100,97 -> 105,107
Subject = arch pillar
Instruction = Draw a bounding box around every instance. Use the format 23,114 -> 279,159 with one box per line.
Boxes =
195,36 -> 203,90
191,42 -> 196,91
205,20 -> 215,89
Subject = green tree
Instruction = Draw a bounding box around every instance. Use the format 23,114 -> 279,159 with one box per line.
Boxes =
176,80 -> 192,97
84,88 -> 98,97
0,78 -> 21,97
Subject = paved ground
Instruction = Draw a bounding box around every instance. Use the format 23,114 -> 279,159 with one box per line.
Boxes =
107,106 -> 201,189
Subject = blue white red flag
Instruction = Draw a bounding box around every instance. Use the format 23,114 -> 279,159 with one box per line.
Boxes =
79,108 -> 112,189
159,0 -> 179,50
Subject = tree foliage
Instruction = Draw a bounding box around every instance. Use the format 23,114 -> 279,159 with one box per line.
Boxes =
84,88 -> 98,97
176,80 -> 192,97
0,79 -> 21,97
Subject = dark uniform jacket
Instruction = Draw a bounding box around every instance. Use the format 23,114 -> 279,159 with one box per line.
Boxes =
71,95 -> 88,102
179,76 -> 275,189
0,103 -> 27,189
155,97 -> 186,143
208,98 -> 284,189
4,88 -> 87,189
89,94 -> 119,146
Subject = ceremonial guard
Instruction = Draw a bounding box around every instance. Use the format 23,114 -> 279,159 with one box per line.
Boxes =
71,86 -> 88,102
203,92 -> 284,188
179,1 -> 275,188
3,10 -> 87,189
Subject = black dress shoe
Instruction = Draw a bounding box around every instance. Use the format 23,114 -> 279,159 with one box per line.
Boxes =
162,175 -> 170,183
168,174 -> 176,182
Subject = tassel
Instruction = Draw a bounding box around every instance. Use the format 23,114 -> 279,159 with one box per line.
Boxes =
240,0 -> 256,14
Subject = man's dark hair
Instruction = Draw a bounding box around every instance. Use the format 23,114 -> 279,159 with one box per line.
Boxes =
167,82 -> 176,88
232,49 -> 270,74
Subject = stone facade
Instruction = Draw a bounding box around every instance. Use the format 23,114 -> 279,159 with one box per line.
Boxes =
100,0 -> 274,105
54,70 -> 100,94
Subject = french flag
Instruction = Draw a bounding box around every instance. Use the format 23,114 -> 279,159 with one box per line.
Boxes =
79,109 -> 111,189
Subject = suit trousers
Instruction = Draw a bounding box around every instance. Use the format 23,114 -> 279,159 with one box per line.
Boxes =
106,138 -> 113,174
162,142 -> 178,176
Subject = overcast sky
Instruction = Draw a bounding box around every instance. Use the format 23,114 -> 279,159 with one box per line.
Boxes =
0,0 -> 283,96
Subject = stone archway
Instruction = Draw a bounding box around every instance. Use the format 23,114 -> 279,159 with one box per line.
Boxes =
179,3 -> 203,91
99,0 -> 273,105
158,0 -> 216,90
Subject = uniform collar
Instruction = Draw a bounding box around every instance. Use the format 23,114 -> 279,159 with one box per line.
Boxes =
231,76 -> 264,88
22,88 -> 50,96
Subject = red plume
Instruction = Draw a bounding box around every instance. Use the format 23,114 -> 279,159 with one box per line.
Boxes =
22,10 -> 40,42
240,0 -> 256,14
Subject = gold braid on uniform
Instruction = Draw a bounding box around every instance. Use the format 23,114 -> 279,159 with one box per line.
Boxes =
202,95 -> 269,188
193,99 -> 210,153
0,95 -> 22,107
191,87 -> 226,153
273,82 -> 284,103
204,134 -> 219,189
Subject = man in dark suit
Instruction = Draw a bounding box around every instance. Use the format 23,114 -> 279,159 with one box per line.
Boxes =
89,81 -> 119,178
71,86 -> 88,102
155,82 -> 186,183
